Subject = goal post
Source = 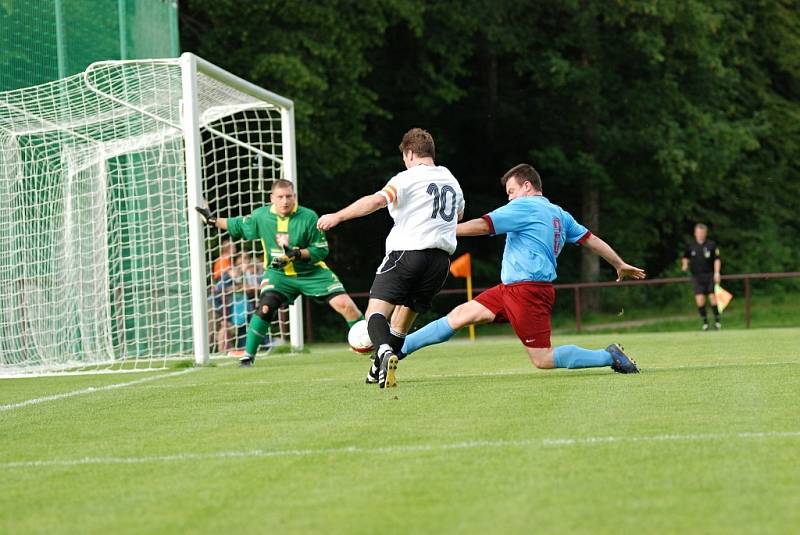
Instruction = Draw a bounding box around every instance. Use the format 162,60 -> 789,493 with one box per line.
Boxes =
0,52 -> 302,374
181,53 -> 304,365
181,53 -> 209,367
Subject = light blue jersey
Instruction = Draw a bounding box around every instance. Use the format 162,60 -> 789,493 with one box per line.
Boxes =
484,195 -> 590,284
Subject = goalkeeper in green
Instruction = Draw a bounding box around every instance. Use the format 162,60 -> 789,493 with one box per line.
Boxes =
196,179 -> 364,367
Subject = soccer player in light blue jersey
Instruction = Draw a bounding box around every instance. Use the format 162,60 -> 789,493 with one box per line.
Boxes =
398,163 -> 646,377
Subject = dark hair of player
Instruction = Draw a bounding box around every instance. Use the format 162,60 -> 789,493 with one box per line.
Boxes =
398,128 -> 435,159
501,163 -> 542,192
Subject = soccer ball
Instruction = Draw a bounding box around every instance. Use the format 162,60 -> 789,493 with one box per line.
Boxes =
347,319 -> 373,354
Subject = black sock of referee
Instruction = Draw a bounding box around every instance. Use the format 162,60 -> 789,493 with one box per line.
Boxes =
698,305 -> 708,324
711,305 -> 721,322
367,313 -> 393,357
389,329 -> 407,360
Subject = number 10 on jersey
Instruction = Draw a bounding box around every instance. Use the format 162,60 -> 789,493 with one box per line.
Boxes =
427,183 -> 457,221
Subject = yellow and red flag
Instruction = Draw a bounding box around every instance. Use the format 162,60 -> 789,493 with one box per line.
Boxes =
714,284 -> 733,314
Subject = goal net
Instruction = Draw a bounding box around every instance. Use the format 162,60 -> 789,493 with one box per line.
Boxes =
0,53 -> 301,375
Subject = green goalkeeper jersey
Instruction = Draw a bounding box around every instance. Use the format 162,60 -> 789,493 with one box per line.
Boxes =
227,204 -> 329,276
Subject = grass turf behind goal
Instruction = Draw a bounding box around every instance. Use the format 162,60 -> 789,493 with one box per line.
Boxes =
1,327 -> 798,533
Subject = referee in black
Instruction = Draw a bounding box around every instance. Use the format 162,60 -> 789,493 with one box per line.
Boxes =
682,223 -> 722,330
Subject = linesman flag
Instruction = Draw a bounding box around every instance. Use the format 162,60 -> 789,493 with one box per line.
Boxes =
450,253 -> 475,341
714,284 -> 733,314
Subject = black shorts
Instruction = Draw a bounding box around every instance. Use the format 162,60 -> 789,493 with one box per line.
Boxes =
369,249 -> 451,313
691,273 -> 714,295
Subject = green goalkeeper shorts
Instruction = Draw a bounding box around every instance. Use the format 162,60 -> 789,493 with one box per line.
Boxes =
259,265 -> 347,303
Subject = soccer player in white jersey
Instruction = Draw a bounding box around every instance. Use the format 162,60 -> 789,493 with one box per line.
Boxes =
318,128 -> 465,388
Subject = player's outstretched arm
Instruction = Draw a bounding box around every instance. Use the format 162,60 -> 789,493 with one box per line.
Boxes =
317,194 -> 388,230
583,234 -> 646,282
456,217 -> 491,237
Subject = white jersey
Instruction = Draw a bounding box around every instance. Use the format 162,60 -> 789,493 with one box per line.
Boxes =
377,164 -> 465,255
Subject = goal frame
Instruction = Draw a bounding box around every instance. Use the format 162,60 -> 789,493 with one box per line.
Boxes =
180,53 -> 303,365
0,52 -> 302,373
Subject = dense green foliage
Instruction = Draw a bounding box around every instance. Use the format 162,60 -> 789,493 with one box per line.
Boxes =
2,328 -> 799,533
181,0 -> 800,291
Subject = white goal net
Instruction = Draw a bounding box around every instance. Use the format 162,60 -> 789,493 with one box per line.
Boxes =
0,53 -> 300,375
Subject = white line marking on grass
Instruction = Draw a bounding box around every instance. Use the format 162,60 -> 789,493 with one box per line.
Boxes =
3,431 -> 799,469
0,367 -> 171,379
0,368 -> 196,412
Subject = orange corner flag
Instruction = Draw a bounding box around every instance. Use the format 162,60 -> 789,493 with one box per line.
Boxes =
450,253 -> 471,278
450,253 -> 475,341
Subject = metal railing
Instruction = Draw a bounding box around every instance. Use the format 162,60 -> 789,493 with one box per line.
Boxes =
554,271 -> 800,332
303,271 -> 800,342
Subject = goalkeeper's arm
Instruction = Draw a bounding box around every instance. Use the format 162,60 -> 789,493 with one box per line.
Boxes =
194,207 -> 228,230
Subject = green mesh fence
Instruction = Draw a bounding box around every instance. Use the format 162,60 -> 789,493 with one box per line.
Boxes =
0,0 -> 179,92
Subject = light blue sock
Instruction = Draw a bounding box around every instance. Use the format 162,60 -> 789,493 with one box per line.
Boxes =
400,317 -> 455,358
553,345 -> 613,369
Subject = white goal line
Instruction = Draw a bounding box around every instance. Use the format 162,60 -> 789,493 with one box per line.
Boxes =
0,368 -> 197,412
3,431 -> 799,469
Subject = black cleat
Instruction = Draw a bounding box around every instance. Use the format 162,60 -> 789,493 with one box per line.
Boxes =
239,355 -> 255,368
365,353 -> 379,384
606,343 -> 639,374
378,350 -> 398,388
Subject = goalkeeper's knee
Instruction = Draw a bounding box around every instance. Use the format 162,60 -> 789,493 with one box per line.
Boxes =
256,292 -> 285,321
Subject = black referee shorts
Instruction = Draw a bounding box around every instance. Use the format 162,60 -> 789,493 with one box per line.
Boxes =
691,273 -> 714,295
369,249 -> 451,313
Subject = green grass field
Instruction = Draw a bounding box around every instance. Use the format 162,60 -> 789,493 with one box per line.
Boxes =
2,328 -> 799,534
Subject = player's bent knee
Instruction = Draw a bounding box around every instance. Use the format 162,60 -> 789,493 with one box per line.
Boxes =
449,301 -> 493,329
256,292 -> 284,321
330,294 -> 359,314
526,348 -> 554,369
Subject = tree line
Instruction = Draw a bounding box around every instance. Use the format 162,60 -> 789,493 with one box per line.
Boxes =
181,0 -> 800,294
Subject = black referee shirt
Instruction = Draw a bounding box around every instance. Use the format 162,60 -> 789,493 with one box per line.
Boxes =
683,240 -> 719,275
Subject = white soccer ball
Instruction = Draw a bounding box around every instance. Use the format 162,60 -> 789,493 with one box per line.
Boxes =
347,319 -> 374,354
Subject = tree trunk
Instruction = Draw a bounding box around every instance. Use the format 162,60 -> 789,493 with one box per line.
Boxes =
581,187 -> 601,311
578,11 -> 602,313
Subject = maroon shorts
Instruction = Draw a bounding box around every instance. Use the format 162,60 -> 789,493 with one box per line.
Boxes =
474,282 -> 555,348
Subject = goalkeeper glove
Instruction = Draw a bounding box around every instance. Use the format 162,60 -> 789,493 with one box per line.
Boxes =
270,255 -> 288,269
270,246 -> 301,269
284,246 -> 302,261
195,206 -> 217,225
